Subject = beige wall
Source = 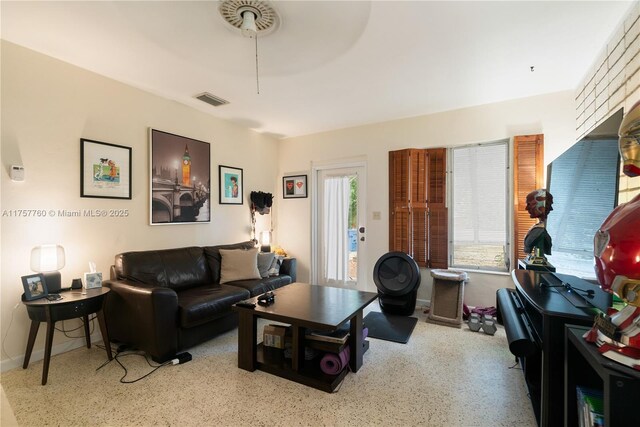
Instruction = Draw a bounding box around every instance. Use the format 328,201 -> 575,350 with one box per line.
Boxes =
277,91 -> 576,306
0,41 -> 279,370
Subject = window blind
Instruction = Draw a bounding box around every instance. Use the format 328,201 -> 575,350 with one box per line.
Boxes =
451,141 -> 508,270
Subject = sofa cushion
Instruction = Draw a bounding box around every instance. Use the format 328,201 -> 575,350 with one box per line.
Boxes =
114,247 -> 211,291
177,285 -> 250,328
227,275 -> 293,297
204,241 -> 256,284
257,252 -> 275,278
219,248 -> 261,284
268,255 -> 285,276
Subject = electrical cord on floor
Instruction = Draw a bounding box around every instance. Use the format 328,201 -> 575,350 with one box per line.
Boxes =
95,347 -> 191,384
95,348 -> 171,383
508,359 -> 522,370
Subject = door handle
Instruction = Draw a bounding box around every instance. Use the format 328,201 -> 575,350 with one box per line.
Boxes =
359,227 -> 365,233
360,237 -> 365,241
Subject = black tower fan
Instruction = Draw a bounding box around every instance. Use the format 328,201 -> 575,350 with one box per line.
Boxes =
372,252 -> 421,315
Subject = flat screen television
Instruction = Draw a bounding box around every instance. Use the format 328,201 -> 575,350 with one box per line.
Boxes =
545,110 -> 622,279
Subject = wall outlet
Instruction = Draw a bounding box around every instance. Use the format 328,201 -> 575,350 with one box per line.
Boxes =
10,165 -> 24,181
372,211 -> 381,220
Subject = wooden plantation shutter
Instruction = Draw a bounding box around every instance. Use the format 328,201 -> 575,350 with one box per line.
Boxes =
427,148 -> 448,269
389,148 -> 447,268
389,150 -> 411,254
410,150 -> 428,266
513,134 -> 544,262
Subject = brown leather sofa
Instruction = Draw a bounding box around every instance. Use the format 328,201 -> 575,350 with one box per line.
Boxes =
103,241 -> 296,362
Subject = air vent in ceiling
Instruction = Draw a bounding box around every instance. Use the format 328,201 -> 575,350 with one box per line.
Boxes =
195,92 -> 229,107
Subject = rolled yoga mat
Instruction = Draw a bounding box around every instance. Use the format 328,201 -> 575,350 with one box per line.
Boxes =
319,327 -> 368,375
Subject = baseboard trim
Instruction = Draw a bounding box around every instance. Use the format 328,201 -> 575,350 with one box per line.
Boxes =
1,334 -> 103,373
416,298 -> 430,307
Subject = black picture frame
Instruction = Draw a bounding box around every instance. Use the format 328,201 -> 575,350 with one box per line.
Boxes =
80,138 -> 132,199
21,273 -> 48,301
149,129 -> 211,224
219,165 -> 244,205
283,175 -> 308,199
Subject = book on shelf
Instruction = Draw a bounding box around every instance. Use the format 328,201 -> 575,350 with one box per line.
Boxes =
598,342 -> 640,371
306,327 -> 349,344
576,387 -> 603,427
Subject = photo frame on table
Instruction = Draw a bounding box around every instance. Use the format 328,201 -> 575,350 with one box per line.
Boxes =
80,138 -> 132,199
219,165 -> 243,205
83,272 -> 103,289
21,273 -> 48,301
149,129 -> 211,225
283,175 -> 308,199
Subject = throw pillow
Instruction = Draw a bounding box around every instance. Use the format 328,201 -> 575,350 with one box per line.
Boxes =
257,252 -> 276,279
268,255 -> 285,276
219,248 -> 261,284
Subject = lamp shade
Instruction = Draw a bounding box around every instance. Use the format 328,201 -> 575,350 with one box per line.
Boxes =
30,245 -> 65,272
260,231 -> 272,252
260,231 -> 272,246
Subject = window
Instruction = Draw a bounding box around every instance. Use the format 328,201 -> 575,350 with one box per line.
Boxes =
451,141 -> 509,271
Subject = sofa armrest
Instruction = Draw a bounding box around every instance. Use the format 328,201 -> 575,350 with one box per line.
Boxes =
280,258 -> 297,282
103,279 -> 179,362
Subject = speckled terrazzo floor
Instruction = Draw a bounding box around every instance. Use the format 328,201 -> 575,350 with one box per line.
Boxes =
1,305 -> 536,427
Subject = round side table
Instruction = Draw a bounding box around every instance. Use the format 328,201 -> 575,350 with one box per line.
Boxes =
22,287 -> 113,385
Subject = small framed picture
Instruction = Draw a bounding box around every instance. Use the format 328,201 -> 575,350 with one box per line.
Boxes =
83,272 -> 103,289
283,175 -> 308,199
80,138 -> 132,199
21,274 -> 48,301
219,165 -> 243,205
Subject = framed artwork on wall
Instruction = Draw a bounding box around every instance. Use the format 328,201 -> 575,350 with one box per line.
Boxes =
219,165 -> 243,205
283,175 -> 308,199
149,129 -> 211,225
80,139 -> 132,199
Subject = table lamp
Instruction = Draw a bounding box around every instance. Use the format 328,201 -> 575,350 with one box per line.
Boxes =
260,231 -> 272,252
30,244 -> 65,292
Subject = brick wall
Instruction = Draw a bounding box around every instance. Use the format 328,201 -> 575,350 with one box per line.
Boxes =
575,1 -> 640,202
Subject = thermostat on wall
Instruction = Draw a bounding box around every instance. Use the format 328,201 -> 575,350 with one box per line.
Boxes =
10,165 -> 24,181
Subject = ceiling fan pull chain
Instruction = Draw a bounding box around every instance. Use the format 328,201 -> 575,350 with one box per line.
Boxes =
255,35 -> 260,94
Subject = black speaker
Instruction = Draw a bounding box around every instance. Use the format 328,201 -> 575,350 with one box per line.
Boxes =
373,252 -> 421,315
71,278 -> 83,290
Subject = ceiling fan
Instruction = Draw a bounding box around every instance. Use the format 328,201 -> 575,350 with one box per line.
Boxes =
219,0 -> 280,94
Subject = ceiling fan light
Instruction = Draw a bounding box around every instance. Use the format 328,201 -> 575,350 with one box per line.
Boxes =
241,10 -> 257,38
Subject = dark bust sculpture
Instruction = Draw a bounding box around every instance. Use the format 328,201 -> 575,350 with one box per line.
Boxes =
523,189 -> 553,263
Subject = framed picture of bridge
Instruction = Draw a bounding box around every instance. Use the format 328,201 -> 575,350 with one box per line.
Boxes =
149,129 -> 211,225
80,138 -> 132,199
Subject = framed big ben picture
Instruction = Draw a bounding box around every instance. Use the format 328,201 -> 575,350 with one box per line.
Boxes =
149,129 -> 211,225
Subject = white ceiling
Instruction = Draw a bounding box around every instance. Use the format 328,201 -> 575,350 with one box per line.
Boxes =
0,1 -> 633,139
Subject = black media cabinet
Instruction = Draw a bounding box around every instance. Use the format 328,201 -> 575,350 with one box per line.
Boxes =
565,325 -> 640,427
497,270 -> 607,427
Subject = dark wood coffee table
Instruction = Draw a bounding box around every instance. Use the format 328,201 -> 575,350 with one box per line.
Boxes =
233,283 -> 378,392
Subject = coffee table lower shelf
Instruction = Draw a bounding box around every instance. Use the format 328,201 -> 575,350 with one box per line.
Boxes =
256,342 -> 368,392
